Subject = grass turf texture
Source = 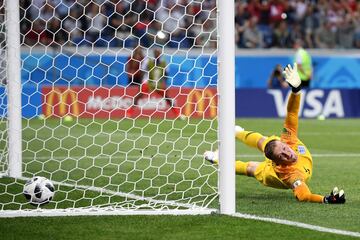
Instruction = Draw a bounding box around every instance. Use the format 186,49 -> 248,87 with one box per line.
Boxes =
0,215 -> 357,240
1,118 -> 360,239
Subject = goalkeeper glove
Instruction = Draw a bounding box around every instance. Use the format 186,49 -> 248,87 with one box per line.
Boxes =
324,187 -> 346,204
283,63 -> 301,93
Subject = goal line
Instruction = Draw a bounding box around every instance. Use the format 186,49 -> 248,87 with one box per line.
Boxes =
233,212 -> 360,238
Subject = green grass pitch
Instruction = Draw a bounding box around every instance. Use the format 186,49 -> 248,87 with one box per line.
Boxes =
1,118 -> 360,239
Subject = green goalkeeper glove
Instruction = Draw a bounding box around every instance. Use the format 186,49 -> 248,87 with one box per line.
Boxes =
324,187 -> 346,204
283,63 -> 301,93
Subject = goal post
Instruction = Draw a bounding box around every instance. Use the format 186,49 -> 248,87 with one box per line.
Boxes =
0,0 -> 235,217
218,0 -> 236,215
6,0 -> 22,178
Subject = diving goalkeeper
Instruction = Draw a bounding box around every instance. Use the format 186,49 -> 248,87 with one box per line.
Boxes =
205,63 -> 345,204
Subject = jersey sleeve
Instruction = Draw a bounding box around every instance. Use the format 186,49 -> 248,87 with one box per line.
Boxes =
281,92 -> 300,145
292,181 -> 324,203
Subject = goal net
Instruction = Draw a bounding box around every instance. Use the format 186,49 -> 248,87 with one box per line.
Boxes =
0,0 -> 8,177
0,0 -> 234,217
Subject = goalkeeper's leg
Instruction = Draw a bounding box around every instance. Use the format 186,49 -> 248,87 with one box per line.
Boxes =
235,126 -> 266,152
235,160 -> 259,177
204,150 -> 259,177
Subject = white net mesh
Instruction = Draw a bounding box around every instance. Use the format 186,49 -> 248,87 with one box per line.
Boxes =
0,0 -> 218,215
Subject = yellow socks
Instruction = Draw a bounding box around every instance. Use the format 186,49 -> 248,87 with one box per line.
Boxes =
235,161 -> 249,176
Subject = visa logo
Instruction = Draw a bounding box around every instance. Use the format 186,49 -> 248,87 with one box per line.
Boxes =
268,89 -> 344,118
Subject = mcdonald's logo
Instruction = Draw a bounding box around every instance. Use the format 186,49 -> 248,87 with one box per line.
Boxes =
184,89 -> 217,118
44,87 -> 79,117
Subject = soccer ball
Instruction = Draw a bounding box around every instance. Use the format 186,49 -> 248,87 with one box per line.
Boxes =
23,176 -> 55,205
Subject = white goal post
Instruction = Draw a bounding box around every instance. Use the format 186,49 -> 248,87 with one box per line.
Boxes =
0,0 -> 234,217
6,0 -> 22,179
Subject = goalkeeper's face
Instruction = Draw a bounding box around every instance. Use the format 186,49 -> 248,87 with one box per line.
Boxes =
272,141 -> 298,164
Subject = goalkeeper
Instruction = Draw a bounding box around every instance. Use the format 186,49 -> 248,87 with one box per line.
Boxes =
205,63 -> 345,204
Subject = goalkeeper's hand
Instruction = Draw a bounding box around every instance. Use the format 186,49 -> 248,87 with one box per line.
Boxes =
283,63 -> 301,93
324,187 -> 346,204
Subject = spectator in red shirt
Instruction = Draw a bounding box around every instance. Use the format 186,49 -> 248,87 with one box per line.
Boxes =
269,0 -> 288,23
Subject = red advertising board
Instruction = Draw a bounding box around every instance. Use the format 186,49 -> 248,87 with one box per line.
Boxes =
42,86 -> 217,119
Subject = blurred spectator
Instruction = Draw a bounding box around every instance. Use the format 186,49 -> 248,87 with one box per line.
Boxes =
126,46 -> 145,86
314,21 -> 336,48
187,18 -> 202,47
155,2 -> 190,48
267,64 -> 288,89
269,0 -> 288,24
247,0 -> 262,19
194,9 -> 217,48
303,3 -> 317,48
345,0 -> 358,13
247,0 -> 268,23
133,8 -> 154,47
85,3 -> 106,45
272,21 -> 292,48
235,1 -> 249,47
48,18 -> 69,46
326,1 -> 342,27
39,3 -> 55,21
100,2 -> 135,47
243,16 -> 263,48
24,19 -> 52,46
354,12 -> 360,48
289,22 -> 303,46
28,0 -> 45,21
62,7 -> 86,46
292,0 -> 307,22
294,39 -> 312,88
52,0 -> 74,19
337,14 -> 355,49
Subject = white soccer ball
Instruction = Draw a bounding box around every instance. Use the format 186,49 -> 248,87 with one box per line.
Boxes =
23,176 -> 55,205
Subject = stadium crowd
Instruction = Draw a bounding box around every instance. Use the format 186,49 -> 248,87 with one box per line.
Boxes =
15,0 -> 360,49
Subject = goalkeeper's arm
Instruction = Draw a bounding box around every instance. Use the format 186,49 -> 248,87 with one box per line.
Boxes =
281,63 -> 301,140
293,180 -> 345,204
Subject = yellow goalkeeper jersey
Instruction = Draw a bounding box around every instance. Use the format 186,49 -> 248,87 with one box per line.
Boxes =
275,92 -> 312,188
255,93 -> 312,189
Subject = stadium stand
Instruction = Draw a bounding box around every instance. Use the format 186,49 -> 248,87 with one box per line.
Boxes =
18,0 -> 360,49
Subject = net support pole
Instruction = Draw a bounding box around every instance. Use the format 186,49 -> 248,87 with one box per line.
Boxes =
6,0 -> 22,178
218,0 -> 235,214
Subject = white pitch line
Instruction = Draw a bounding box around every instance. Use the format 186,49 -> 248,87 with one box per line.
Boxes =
38,131 -> 360,141
312,153 -> 360,157
299,132 -> 360,136
233,212 -> 360,238
235,153 -> 360,158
